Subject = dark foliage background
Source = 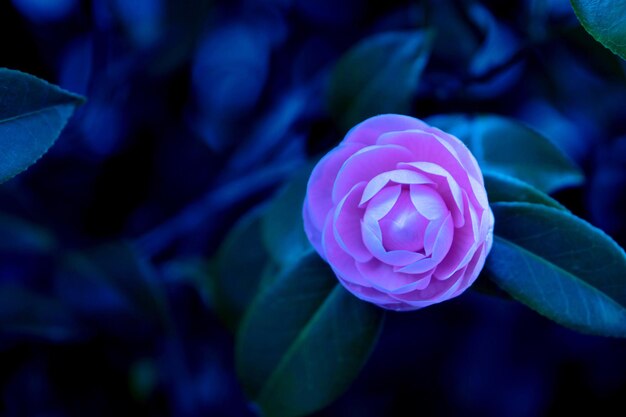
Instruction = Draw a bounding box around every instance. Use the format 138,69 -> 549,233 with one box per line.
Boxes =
1,0 -> 626,416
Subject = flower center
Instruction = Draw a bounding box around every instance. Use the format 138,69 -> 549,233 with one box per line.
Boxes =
379,188 -> 428,252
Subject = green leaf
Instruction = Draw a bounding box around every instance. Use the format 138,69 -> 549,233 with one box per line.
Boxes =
129,358 -> 158,402
213,206 -> 276,331
261,164 -> 313,268
0,68 -> 84,183
236,253 -> 384,417
427,114 -> 584,193
214,163 -> 317,331
486,202 -> 626,337
0,285 -> 84,343
570,0 -> 626,61
328,30 -> 433,131
161,257 -> 214,308
0,214 -> 77,344
0,211 -> 56,252
483,171 -> 567,211
55,243 -> 167,334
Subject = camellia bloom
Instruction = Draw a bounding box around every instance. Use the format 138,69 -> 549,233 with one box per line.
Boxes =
303,114 -> 494,311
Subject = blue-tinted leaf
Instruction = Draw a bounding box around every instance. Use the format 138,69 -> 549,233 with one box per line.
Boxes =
10,0 -> 76,22
261,164 -> 313,268
237,253 -> 384,417
588,137 -> 626,243
427,1 -> 523,99
296,0 -> 364,26
129,358 -> 158,402
465,3 -> 523,98
427,114 -> 584,193
111,0 -> 165,48
213,162 -> 317,331
0,68 -> 84,182
192,23 -> 270,119
328,30 -> 433,130
213,206 -> 275,331
0,285 -> 83,343
161,257 -> 214,307
55,243 -> 166,337
0,212 -> 56,253
483,172 -> 567,211
486,202 -> 626,337
0,213 -> 57,288
429,0 -> 479,63
570,0 -> 626,60
517,98 -> 592,163
147,0 -> 213,75
58,36 -> 93,96
467,4 -> 518,76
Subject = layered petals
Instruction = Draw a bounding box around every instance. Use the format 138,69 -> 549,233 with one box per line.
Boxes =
303,114 -> 494,311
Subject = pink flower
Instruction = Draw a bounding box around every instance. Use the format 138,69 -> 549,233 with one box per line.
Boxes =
303,115 -> 494,311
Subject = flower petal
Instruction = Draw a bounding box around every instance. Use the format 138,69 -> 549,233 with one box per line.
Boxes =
451,242 -> 487,298
322,211 -> 370,287
425,126 -> 484,186
333,144 -> 414,203
381,130 -> 484,213
401,161 -> 465,227
360,169 -> 433,205
356,259 -> 432,293
469,174 -> 489,211
333,182 -> 372,263
303,197 -> 325,257
362,219 -> 425,266
377,130 -> 468,179
306,142 -> 365,230
430,214 -> 455,262
434,192 -> 480,279
409,184 -> 449,220
338,278 -> 401,308
303,114 -> 494,312
343,114 -> 429,146
396,257 -> 438,274
361,185 -> 426,266
363,184 -> 402,221
393,266 -> 467,306
379,189 -> 428,252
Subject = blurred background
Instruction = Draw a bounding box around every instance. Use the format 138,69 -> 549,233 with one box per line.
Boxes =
1,0 -> 626,416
